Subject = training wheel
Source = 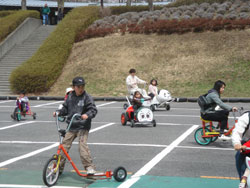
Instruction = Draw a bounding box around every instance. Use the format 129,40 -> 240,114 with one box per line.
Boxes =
113,166 -> 127,182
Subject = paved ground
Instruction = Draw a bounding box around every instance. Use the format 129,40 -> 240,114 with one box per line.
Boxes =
0,100 -> 249,188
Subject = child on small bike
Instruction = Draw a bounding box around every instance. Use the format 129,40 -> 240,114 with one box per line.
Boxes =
130,91 -> 150,120
11,90 -> 29,120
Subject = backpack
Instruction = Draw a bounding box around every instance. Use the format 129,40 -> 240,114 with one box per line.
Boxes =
197,93 -> 211,110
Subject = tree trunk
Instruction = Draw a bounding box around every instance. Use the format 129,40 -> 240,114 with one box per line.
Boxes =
21,0 -> 27,10
57,0 -> 64,22
126,0 -> 131,6
100,0 -> 104,9
148,0 -> 153,11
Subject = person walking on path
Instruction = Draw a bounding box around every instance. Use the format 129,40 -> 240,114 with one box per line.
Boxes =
42,4 -> 50,25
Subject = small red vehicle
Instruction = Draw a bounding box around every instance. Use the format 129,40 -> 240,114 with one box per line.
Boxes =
43,113 -> 127,187
121,97 -> 156,128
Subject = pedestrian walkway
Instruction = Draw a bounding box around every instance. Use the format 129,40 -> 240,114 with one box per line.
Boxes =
0,25 -> 55,95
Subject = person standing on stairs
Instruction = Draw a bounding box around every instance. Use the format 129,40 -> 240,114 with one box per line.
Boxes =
42,4 -> 50,25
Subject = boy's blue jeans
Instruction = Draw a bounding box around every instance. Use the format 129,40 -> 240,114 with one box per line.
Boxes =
42,14 -> 49,25
235,151 -> 247,179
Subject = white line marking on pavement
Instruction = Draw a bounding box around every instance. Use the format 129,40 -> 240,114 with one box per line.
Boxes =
0,141 -> 234,151
0,184 -> 81,188
96,101 -> 117,107
155,114 -> 200,118
0,121 -> 35,131
0,143 -> 58,168
118,124 -> 199,188
89,123 -> 114,133
0,123 -> 115,167
155,114 -> 236,119
0,100 -> 14,104
32,101 -> 63,107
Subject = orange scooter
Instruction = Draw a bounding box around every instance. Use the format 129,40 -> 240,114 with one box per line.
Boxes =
43,113 -> 127,187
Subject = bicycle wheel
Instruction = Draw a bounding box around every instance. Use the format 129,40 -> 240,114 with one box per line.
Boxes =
43,157 -> 59,187
14,108 -> 21,121
205,125 -> 218,142
194,127 -> 212,145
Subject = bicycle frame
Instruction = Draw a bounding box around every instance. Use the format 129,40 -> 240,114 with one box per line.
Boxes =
201,110 -> 242,139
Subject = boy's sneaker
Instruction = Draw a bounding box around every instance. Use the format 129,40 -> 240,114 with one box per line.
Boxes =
87,167 -> 96,175
239,182 -> 246,188
218,134 -> 231,141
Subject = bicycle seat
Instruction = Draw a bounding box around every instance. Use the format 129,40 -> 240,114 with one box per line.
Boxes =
200,117 -> 212,123
59,129 -> 66,137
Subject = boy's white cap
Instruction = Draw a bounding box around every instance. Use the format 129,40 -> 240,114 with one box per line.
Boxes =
66,87 -> 73,94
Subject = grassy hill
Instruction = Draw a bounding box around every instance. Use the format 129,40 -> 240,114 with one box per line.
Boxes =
48,28 -> 250,97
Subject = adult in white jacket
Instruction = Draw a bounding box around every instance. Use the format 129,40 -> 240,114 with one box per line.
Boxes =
232,112 -> 250,182
126,68 -> 146,95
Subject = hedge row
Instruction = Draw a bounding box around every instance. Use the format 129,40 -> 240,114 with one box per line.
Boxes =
77,18 -> 250,40
9,7 -> 100,94
110,5 -> 163,15
0,10 -> 16,18
0,10 -> 40,43
167,0 -> 232,7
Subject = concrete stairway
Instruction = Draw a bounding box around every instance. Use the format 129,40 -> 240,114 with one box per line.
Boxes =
0,25 -> 55,95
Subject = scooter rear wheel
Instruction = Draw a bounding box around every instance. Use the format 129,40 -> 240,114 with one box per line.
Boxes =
43,157 -> 59,187
113,166 -> 127,182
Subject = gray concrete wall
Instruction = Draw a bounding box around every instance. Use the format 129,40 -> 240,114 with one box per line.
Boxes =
0,17 -> 41,60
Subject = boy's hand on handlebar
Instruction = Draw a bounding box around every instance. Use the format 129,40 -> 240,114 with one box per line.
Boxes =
241,145 -> 247,152
53,111 -> 59,117
232,107 -> 238,112
81,114 -> 88,120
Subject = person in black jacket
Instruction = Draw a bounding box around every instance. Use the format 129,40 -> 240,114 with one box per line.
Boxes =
53,77 -> 97,175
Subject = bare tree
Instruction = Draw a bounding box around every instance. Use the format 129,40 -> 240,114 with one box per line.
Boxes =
101,0 -> 104,8
148,0 -> 153,11
126,0 -> 131,6
57,0 -> 64,21
21,0 -> 27,10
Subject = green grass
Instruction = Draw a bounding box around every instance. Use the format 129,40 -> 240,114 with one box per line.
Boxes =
0,10 -> 40,43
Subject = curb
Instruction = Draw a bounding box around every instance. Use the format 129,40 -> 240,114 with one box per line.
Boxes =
1,96 -> 250,102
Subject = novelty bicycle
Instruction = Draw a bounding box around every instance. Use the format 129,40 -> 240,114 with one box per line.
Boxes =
194,108 -> 243,145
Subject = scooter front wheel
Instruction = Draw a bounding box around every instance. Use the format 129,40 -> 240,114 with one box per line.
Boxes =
43,157 -> 59,187
113,166 -> 127,182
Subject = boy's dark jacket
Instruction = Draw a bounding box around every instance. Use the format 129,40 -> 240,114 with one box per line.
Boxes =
59,91 -> 97,131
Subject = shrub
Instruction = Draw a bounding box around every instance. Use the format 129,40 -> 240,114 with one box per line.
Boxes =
0,10 -> 40,43
167,0 -> 232,7
9,7 -> 100,93
0,10 -> 16,18
110,5 -> 163,15
77,18 -> 250,40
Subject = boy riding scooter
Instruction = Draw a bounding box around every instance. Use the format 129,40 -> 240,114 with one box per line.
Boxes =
53,76 -> 98,175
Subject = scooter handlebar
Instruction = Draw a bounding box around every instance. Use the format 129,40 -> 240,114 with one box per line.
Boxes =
55,113 -> 82,132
